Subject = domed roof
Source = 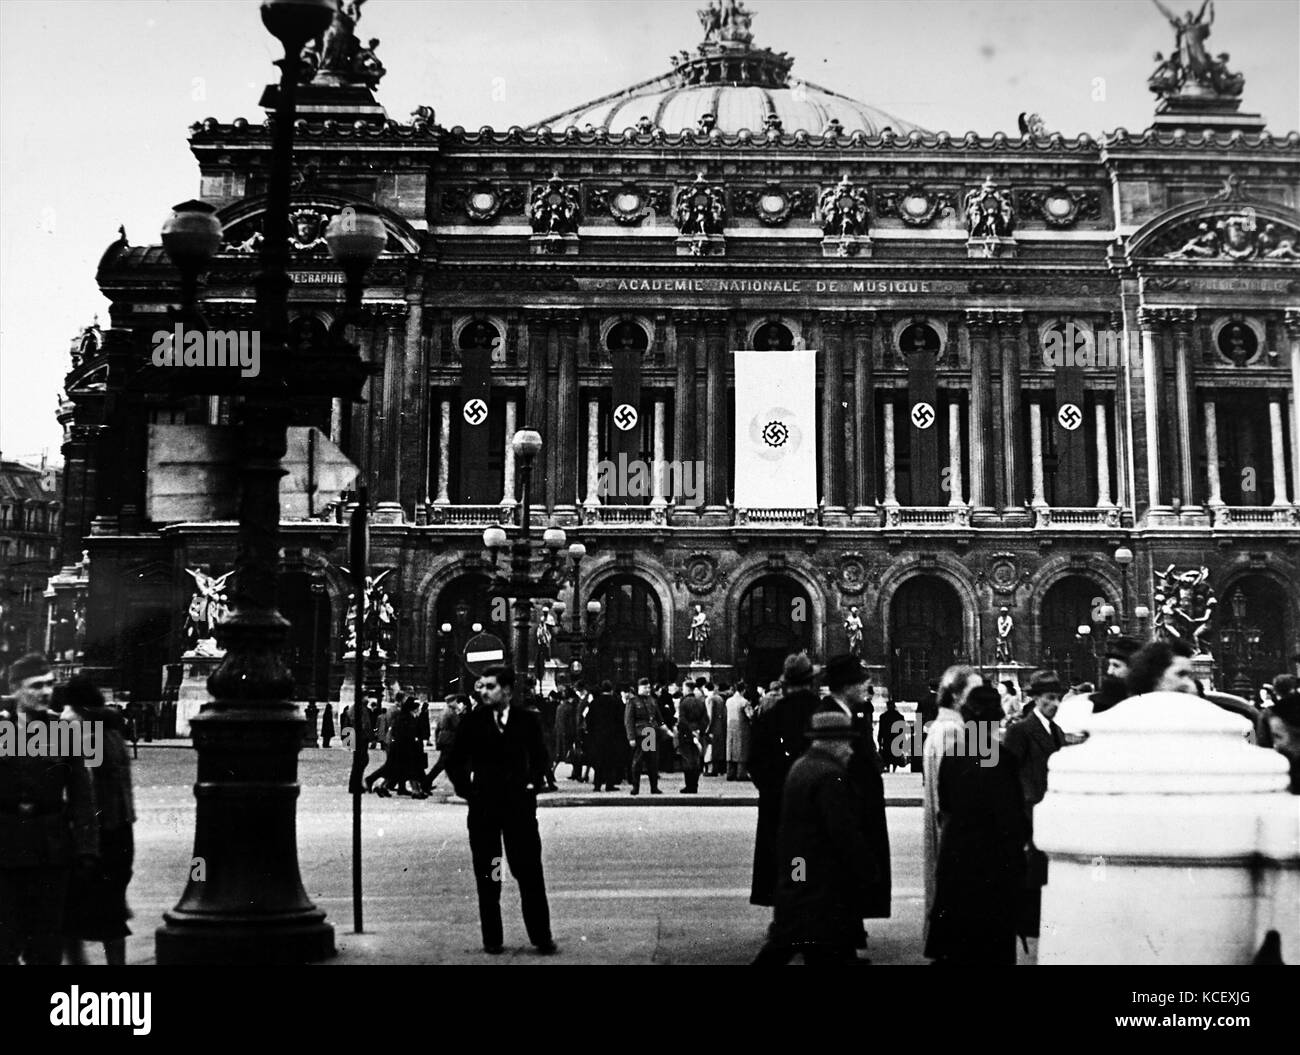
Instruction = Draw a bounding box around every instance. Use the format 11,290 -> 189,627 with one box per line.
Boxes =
532,1 -> 924,138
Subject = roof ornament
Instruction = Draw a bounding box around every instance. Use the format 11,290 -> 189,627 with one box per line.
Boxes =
698,0 -> 754,47
1148,0 -> 1243,101
298,0 -> 387,90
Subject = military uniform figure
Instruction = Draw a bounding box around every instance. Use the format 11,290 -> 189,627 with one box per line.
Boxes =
0,653 -> 99,965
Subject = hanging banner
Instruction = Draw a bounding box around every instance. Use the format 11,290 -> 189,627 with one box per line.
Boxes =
733,350 -> 817,509
458,342 -> 493,503
1054,366 -> 1087,505
609,346 -> 642,506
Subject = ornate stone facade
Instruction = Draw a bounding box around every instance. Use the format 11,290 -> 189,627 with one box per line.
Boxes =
56,1 -> 1300,704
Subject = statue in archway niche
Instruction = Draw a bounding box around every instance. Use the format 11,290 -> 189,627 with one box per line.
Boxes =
536,603 -> 558,665
687,604 -> 711,662
341,569 -> 395,658
995,606 -> 1014,663
843,605 -> 864,658
184,567 -> 234,655
1152,565 -> 1217,655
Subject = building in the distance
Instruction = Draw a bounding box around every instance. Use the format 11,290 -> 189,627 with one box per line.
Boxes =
0,455 -> 62,676
57,0 -> 1299,708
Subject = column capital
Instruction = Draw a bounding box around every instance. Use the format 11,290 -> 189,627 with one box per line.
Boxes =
1284,308 -> 1300,339
1169,307 -> 1198,332
1137,306 -> 1169,329
992,310 -> 1024,328
965,309 -> 997,334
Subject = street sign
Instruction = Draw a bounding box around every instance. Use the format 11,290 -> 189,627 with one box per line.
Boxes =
463,632 -> 506,676
146,425 -> 357,522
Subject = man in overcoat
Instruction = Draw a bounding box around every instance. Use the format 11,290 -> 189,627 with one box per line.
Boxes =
0,653 -> 98,965
754,711 -> 876,964
446,665 -> 556,955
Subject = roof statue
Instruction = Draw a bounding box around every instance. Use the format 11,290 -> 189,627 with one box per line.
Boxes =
698,0 -> 755,47
299,0 -> 387,90
1148,0 -> 1244,100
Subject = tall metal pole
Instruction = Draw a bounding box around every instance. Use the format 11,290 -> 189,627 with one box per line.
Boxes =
156,27 -> 333,964
515,454 -> 534,681
348,489 -> 369,934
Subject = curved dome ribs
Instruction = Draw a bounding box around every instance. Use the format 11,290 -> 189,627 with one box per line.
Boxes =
528,4 -> 924,138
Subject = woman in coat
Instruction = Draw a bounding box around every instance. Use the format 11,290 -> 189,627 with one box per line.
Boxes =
877,696 -> 909,772
725,688 -> 753,780
925,685 -> 1027,964
321,702 -> 336,748
59,678 -> 135,966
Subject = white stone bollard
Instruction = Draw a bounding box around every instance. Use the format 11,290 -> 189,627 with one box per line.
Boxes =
1036,691 -> 1299,965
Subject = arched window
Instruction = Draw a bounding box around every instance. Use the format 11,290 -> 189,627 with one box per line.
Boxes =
752,322 -> 794,351
605,321 -> 649,354
898,322 -> 941,356
590,575 -> 662,687
737,574 -> 813,689
889,576 -> 962,703
1039,575 -> 1110,686
458,319 -> 501,358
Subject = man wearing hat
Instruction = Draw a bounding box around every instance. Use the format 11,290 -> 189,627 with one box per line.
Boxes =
820,654 -> 891,924
748,653 -> 821,908
753,711 -> 877,964
0,653 -> 98,965
1002,669 -> 1066,944
1092,634 -> 1141,714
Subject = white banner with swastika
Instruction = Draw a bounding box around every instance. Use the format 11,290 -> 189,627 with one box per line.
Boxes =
733,350 -> 817,509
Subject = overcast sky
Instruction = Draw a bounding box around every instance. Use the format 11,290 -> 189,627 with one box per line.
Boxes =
2,0 -> 1297,461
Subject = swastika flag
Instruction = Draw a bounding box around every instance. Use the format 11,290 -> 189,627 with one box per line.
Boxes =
733,350 -> 817,509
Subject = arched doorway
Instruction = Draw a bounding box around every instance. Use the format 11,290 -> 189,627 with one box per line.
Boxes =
1215,575 -> 1292,694
737,574 -> 813,690
433,573 -> 511,697
1039,575 -> 1110,686
890,576 -> 962,703
590,574 -> 661,687
281,570 -> 332,700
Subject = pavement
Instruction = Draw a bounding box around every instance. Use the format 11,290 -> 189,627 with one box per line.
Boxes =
115,744 -> 936,965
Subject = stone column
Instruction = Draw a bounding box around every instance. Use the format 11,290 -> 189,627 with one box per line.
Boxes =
433,401 -> 451,505
947,401 -> 964,506
821,317 -> 845,515
703,315 -> 728,519
856,315 -> 879,510
997,311 -> 1024,514
1204,400 -> 1223,507
1269,399 -> 1291,507
673,320 -> 697,519
1029,401 -> 1047,509
400,293 -> 426,513
882,400 -> 898,507
651,400 -> 667,509
966,311 -> 995,510
1094,402 -> 1112,507
500,399 -> 517,507
1287,310 -> 1300,506
554,315 -> 580,517
378,311 -> 404,510
1172,309 -> 1197,505
1138,308 -> 1163,510
583,400 -> 601,511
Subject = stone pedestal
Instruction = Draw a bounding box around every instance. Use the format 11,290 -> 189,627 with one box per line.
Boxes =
1190,653 -> 1217,693
821,235 -> 871,258
339,651 -> 388,710
966,236 -> 1016,259
529,233 -> 579,255
685,660 -> 732,686
1036,692 -> 1296,964
988,663 -> 1037,695
175,652 -> 224,737
675,234 -> 725,257
538,658 -> 566,695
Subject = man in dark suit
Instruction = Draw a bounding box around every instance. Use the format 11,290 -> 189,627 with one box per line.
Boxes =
446,665 -> 556,955
754,711 -> 877,965
676,681 -> 710,793
1002,668 -> 1066,941
0,653 -> 98,965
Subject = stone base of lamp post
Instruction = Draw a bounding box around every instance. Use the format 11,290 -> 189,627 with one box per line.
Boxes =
154,703 -> 335,964
987,662 -> 1037,697
339,651 -> 389,709
1189,653 -> 1217,693
538,658 -> 566,695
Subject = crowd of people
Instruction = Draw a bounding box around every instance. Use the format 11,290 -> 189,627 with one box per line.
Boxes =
2,630 -> 1298,966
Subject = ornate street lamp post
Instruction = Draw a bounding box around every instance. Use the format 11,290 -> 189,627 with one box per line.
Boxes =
1114,546 -> 1134,634
482,430 -> 571,685
155,0 -> 372,965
